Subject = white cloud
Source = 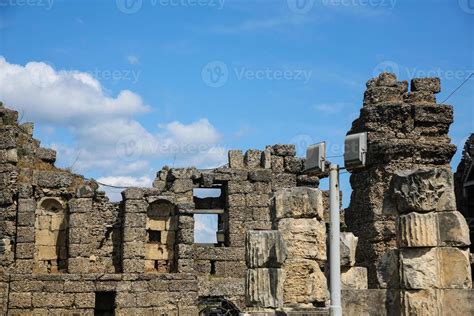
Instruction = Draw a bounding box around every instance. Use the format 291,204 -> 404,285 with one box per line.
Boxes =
96,176 -> 153,202
127,55 -> 139,65
0,57 -> 225,190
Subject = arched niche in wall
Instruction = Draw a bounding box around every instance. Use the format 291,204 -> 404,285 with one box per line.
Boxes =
145,199 -> 177,273
34,197 -> 68,273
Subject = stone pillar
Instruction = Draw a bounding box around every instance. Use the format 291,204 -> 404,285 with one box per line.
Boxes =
346,73 -> 471,313
245,230 -> 286,309
345,73 -> 458,289
392,169 -> 471,314
272,187 -> 328,308
121,188 -> 147,273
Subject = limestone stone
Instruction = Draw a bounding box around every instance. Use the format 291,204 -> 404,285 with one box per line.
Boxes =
272,144 -> 296,157
273,187 -> 324,220
228,150 -> 244,169
248,169 -> 272,182
399,212 -> 438,247
437,211 -> 470,247
271,155 -> 284,173
282,259 -> 328,305
411,77 -> 441,93
392,168 -> 456,213
341,267 -> 368,290
400,248 -> 439,289
245,230 -> 287,268
245,149 -> 263,168
438,247 -> 471,289
246,268 -> 283,308
340,232 -> 358,267
261,150 -> 272,169
277,218 -> 326,261
401,290 -> 442,316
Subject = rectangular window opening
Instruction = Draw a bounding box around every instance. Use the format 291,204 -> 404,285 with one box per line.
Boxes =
194,213 -> 218,244
147,230 -> 162,244
193,187 -> 224,210
94,291 -> 116,316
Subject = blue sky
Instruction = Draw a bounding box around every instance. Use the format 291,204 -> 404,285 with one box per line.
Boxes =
0,0 -> 473,240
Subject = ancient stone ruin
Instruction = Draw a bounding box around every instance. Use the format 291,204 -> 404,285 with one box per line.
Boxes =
0,73 -> 472,315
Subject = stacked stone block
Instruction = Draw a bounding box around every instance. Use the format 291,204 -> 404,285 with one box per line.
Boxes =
245,230 -> 286,309
392,168 -> 471,314
340,232 -> 368,290
345,73 -> 458,289
272,187 -> 328,308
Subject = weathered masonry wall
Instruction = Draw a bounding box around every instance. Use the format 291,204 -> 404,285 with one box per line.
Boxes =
0,73 -> 473,315
344,74 -> 472,314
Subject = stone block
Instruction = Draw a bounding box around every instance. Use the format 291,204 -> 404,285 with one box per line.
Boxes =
145,244 -> 171,260
284,156 -> 303,173
392,168 -> 456,213
123,241 -> 145,258
403,91 -> 436,104
341,267 -> 368,290
438,247 -> 471,289
9,292 -> 32,308
340,232 -> 358,267
399,212 -> 438,247
246,193 -> 270,207
437,211 -> 470,247
272,144 -> 296,157
246,230 -> 287,268
400,248 -> 439,289
228,150 -> 244,169
271,155 -> 284,173
36,147 -> 56,163
273,187 -> 324,220
401,289 -> 441,316
411,77 -> 441,93
245,149 -> 263,168
171,179 -> 194,193
261,150 -> 272,169
246,268 -> 283,308
282,259 -> 328,305
363,86 -> 403,106
68,198 -> 93,213
35,171 -> 73,188
74,292 -> 95,308
248,169 -> 272,182
277,218 -> 326,261
122,188 -> 144,200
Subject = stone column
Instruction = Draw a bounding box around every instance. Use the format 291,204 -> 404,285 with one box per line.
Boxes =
272,187 -> 328,308
345,73 -> 457,288
121,188 -> 147,273
245,230 -> 286,310
345,73 -> 471,313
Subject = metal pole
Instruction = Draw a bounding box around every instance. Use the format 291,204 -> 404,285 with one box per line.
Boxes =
329,163 -> 342,316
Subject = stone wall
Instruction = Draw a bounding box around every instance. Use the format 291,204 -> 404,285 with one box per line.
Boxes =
1,73 -> 472,315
